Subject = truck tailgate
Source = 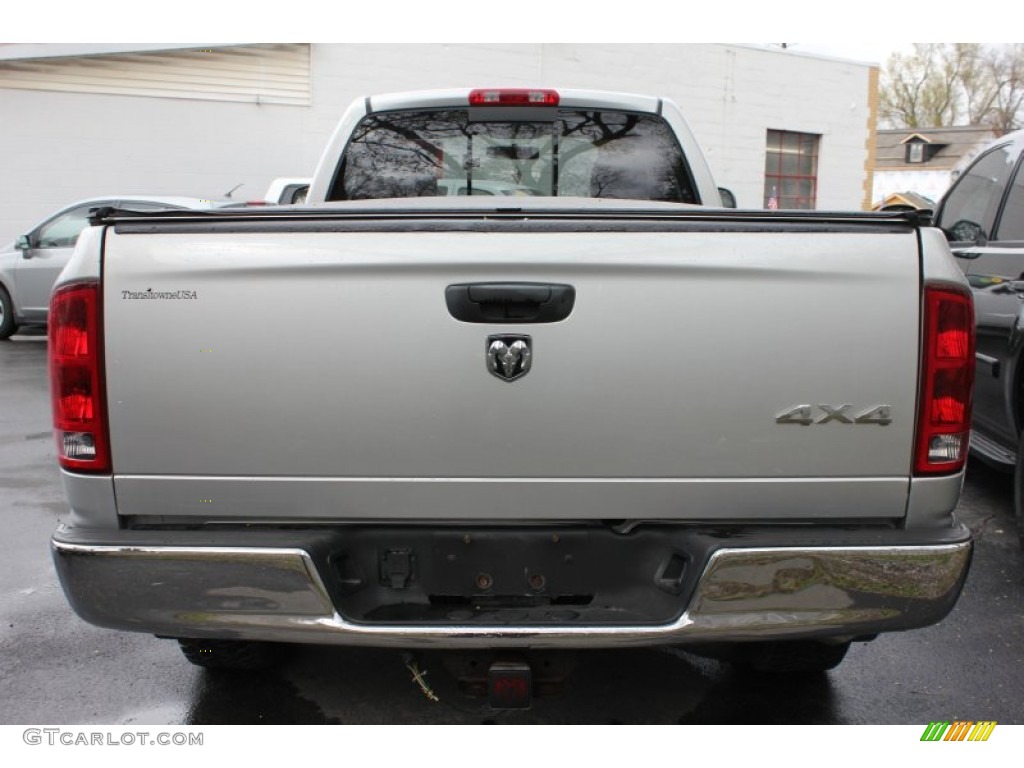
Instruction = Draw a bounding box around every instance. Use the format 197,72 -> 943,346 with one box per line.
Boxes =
101,215 -> 921,523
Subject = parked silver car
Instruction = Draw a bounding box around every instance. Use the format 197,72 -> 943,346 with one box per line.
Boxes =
0,196 -> 222,339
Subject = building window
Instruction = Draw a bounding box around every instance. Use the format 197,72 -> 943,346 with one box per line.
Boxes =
906,142 -> 925,163
764,130 -> 819,209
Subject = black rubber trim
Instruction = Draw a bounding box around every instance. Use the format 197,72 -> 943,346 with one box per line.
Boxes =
93,206 -> 924,226
110,220 -> 914,236
101,209 -> 921,236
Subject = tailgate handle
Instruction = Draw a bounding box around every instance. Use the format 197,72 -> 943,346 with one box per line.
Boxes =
446,282 -> 576,323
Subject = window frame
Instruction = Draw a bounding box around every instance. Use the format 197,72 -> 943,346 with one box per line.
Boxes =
32,204 -> 101,249
991,145 -> 1024,245
906,142 -> 925,164
935,140 -> 1020,246
763,129 -> 820,210
327,107 -> 701,205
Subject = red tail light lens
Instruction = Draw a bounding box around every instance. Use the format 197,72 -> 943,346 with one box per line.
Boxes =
49,282 -> 110,473
914,285 -> 974,475
469,89 -> 560,107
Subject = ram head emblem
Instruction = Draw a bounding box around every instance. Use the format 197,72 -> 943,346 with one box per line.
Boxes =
486,335 -> 532,382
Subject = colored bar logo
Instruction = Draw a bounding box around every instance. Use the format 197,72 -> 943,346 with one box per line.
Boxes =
920,721 -> 997,742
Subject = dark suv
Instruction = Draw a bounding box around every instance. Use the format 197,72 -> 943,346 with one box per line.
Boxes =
934,129 -> 1024,545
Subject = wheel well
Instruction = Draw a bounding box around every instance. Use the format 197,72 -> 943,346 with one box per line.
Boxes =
0,278 -> 14,309
1014,356 -> 1024,438
0,279 -> 23,319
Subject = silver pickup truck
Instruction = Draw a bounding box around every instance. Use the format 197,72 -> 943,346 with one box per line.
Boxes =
49,88 -> 975,693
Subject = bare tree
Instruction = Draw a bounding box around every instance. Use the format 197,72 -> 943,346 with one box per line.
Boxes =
880,43 -> 1024,133
881,44 -> 952,128
986,44 -> 1024,134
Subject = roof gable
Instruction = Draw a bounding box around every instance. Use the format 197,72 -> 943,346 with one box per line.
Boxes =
875,126 -> 998,169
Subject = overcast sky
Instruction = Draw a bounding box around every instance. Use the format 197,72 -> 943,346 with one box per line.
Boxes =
772,43 -> 914,66
9,0 -> 975,49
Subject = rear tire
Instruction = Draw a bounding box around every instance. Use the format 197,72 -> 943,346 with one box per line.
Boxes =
0,286 -> 18,340
736,640 -> 851,674
685,640 -> 851,674
177,638 -> 283,670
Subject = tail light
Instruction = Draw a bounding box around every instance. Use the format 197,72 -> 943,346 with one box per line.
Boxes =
914,285 -> 974,475
469,89 -> 560,107
49,281 -> 110,473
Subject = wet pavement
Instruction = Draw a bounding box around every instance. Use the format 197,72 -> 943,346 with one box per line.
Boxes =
2,328 -> 1022,725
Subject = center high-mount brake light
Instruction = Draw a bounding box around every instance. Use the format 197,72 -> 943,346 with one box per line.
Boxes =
49,281 -> 110,473
914,284 -> 974,475
469,89 -> 560,107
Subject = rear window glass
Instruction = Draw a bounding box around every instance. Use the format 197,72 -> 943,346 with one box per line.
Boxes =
329,109 -> 698,204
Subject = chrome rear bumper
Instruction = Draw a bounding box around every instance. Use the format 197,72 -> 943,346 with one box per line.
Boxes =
51,526 -> 972,648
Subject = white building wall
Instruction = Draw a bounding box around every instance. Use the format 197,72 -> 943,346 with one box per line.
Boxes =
524,44 -> 874,210
0,43 -> 874,244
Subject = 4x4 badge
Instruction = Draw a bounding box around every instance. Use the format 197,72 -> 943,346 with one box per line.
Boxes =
775,404 -> 892,425
487,335 -> 532,382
